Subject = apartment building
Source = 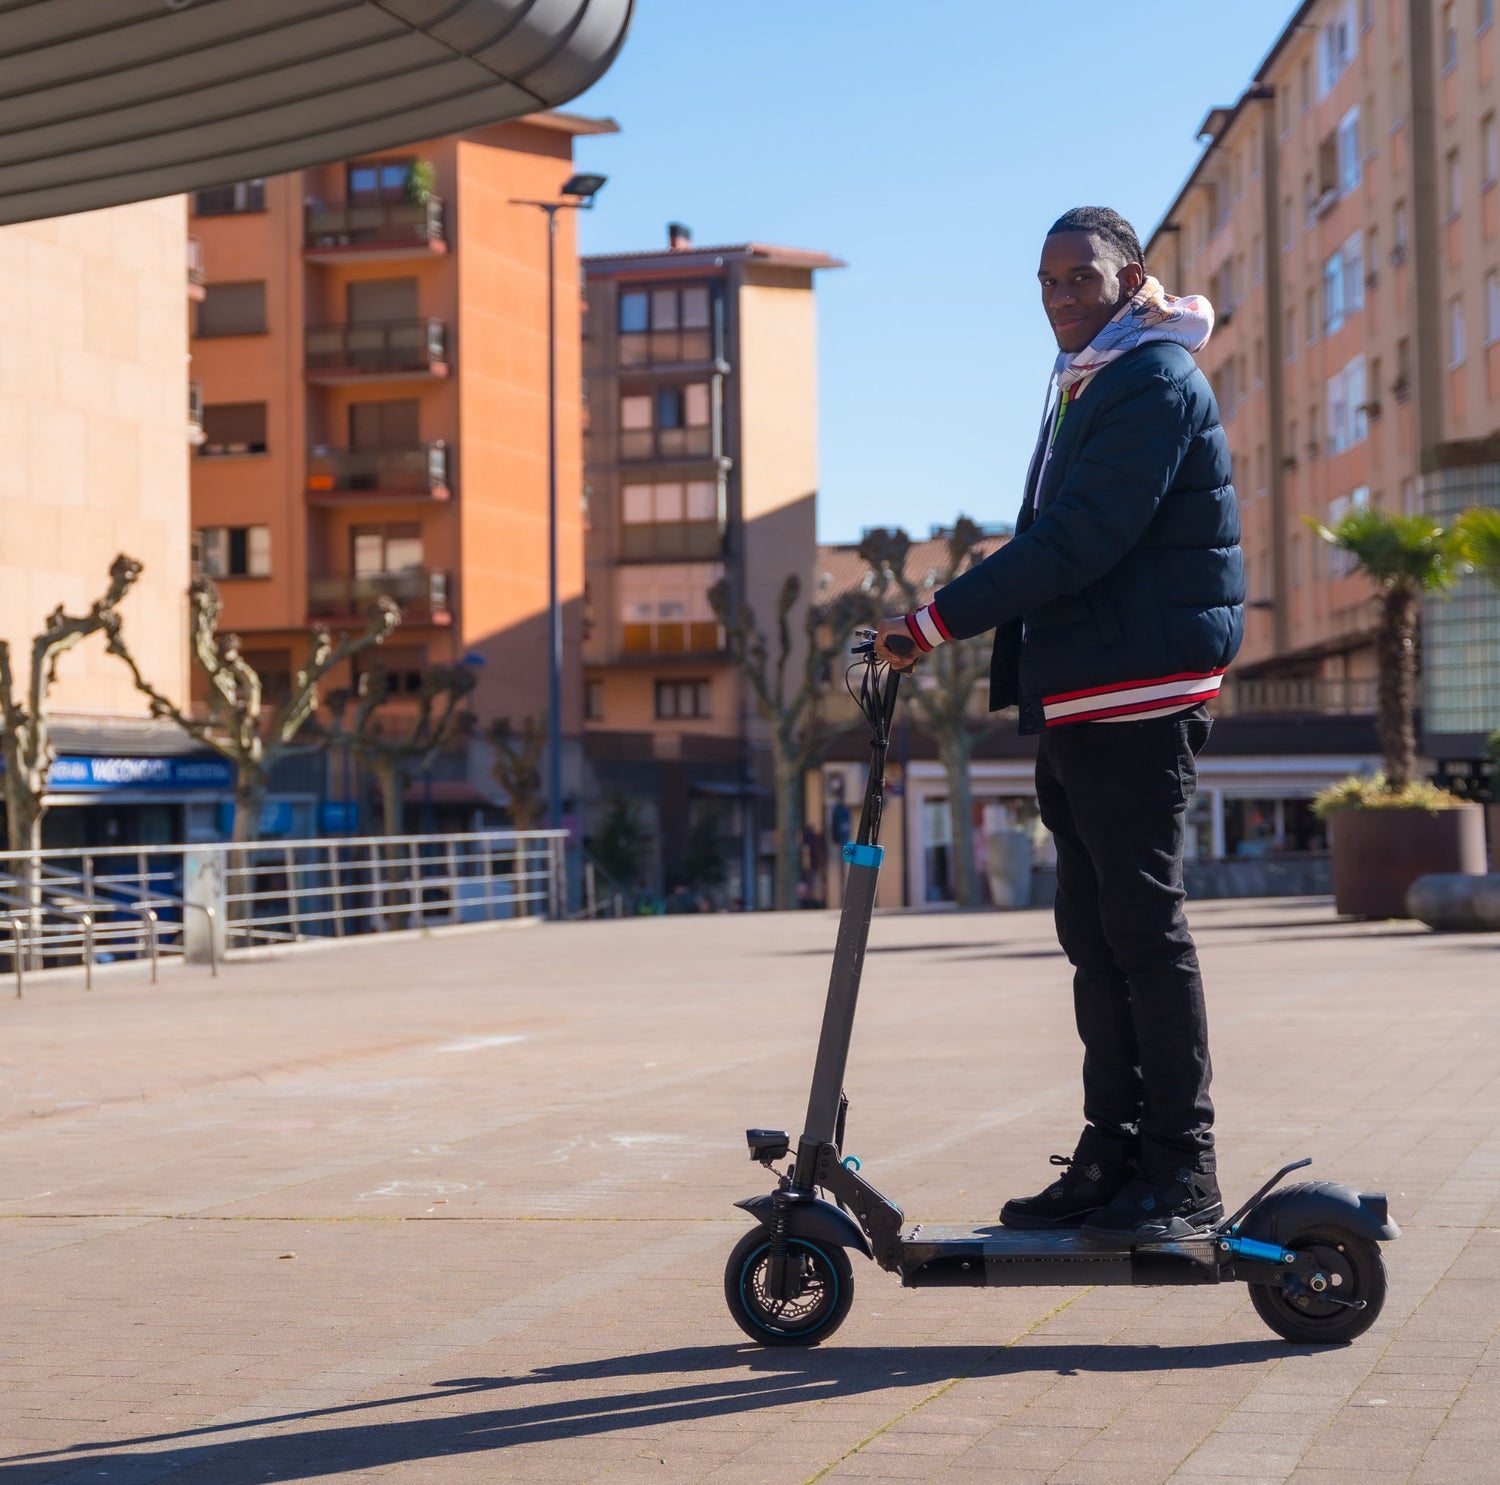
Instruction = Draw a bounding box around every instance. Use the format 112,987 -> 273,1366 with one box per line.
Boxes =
1149,0 -> 1500,777
0,198 -> 205,851
581,229 -> 842,906
189,113 -> 613,835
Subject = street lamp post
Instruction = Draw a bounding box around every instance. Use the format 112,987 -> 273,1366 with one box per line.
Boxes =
511,173 -> 607,832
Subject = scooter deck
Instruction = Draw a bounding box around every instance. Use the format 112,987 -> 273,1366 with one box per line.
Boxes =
898,1223 -> 1223,1289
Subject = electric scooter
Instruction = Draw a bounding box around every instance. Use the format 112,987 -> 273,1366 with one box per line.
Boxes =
725,630 -> 1398,1347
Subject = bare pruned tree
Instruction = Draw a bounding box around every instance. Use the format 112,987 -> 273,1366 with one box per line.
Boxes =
321,663 -> 477,835
858,518 -> 994,907
709,574 -> 879,910
110,576 -> 400,842
0,554 -> 143,859
486,717 -> 545,830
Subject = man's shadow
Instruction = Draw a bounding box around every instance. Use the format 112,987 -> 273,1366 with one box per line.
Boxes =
1,1338 -> 1290,1483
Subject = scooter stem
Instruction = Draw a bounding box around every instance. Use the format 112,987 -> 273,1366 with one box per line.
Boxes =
794,660 -> 902,1180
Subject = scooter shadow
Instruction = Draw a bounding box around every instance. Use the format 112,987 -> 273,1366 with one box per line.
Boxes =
0,1339 -> 1291,1483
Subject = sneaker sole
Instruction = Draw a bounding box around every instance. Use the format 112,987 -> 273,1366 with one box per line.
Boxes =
1076,1201 -> 1225,1248
997,1207 -> 1096,1231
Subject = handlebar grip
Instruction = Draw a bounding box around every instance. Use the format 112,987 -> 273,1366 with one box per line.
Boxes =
885,633 -> 915,658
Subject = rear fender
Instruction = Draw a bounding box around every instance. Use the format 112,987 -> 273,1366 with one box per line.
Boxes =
1238,1181 -> 1400,1245
735,1193 -> 874,1260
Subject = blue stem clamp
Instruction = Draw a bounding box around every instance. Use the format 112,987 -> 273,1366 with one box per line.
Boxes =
842,842 -> 884,868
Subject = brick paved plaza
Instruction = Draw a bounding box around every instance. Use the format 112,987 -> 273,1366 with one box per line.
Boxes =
1,899 -> 1498,1484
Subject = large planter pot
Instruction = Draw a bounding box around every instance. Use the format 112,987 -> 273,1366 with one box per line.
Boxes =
1328,804 -> 1487,918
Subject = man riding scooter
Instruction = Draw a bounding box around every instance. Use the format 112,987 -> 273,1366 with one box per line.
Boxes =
874,205 -> 1243,1248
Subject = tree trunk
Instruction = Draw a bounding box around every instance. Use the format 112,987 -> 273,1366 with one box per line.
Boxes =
936,727 -> 980,907
1376,586 -> 1419,792
374,761 -> 404,836
772,752 -> 805,912
232,770 -> 266,843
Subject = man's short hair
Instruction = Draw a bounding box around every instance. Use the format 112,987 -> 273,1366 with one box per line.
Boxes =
1047,207 -> 1145,270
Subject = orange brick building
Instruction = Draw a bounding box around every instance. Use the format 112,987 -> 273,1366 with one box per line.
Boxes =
189,113 -> 614,831
1149,0 -> 1500,769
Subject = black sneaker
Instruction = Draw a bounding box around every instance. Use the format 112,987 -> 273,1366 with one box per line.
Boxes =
1078,1166 -> 1224,1247
999,1151 -> 1134,1230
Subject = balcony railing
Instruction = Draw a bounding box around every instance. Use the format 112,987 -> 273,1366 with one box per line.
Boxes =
306,443 -> 450,501
619,520 -> 723,561
620,425 -> 714,462
186,236 -> 205,298
618,327 -> 716,367
1215,675 -> 1377,717
308,569 -> 450,622
619,620 -> 724,656
304,198 -> 445,255
305,319 -> 447,379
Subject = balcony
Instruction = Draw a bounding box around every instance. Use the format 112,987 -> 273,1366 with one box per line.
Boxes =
304,198 -> 446,261
306,443 -> 450,504
619,519 -> 723,561
619,620 -> 725,657
618,327 -> 718,369
305,319 -> 448,383
1215,676 -> 1376,717
620,425 -> 714,462
188,381 -> 205,447
308,569 -> 451,625
186,236 -> 205,300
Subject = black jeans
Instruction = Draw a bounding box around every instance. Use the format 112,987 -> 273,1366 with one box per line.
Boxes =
1034,706 -> 1215,1176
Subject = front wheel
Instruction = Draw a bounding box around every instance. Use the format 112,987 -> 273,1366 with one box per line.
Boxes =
724,1228 -> 854,1346
1249,1225 -> 1387,1344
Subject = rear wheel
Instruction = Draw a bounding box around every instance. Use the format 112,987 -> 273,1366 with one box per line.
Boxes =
724,1228 -> 854,1347
1249,1225 -> 1386,1344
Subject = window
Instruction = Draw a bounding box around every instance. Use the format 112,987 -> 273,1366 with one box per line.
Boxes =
198,403 -> 267,456
1451,297 -> 1467,366
1307,287 -> 1318,343
1338,108 -> 1362,193
1279,88 -> 1291,138
1283,195 -> 1295,251
1327,358 -> 1368,453
196,281 -> 266,337
1448,149 -> 1463,217
622,480 -> 718,525
1366,227 -> 1380,285
616,283 -> 714,365
1396,337 -> 1413,398
655,679 -> 711,720
1484,0 -> 1496,32
192,179 -> 265,215
349,399 -> 420,451
353,645 -> 426,698
1393,200 -> 1410,262
347,159 -> 414,202
1320,2 -> 1356,95
618,563 -> 725,654
352,523 -> 423,576
1286,305 -> 1298,359
195,525 -> 271,579
584,680 -> 604,722
1324,251 -> 1345,334
1342,232 -> 1365,313
1488,271 -> 1500,343
1485,115 -> 1498,187
618,382 -> 713,459
1444,1 -> 1459,67
1300,56 -> 1312,112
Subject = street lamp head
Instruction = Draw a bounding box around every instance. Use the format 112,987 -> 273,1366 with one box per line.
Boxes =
560,172 -> 607,202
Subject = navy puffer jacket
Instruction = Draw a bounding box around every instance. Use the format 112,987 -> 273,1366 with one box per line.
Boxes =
933,341 -> 1244,734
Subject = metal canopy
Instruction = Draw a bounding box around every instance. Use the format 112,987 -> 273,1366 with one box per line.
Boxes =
0,0 -> 634,226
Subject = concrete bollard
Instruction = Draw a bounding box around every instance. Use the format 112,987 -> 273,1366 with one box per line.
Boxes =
1407,872 -> 1500,931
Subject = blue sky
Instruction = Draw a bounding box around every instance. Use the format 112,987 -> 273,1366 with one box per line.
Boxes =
571,1 -> 1301,544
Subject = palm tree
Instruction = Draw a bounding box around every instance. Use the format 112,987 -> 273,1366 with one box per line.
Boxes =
1309,508 -> 1470,792
1457,506 -> 1500,590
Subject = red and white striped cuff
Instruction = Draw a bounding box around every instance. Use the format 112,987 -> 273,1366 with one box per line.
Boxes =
902,603 -> 952,653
